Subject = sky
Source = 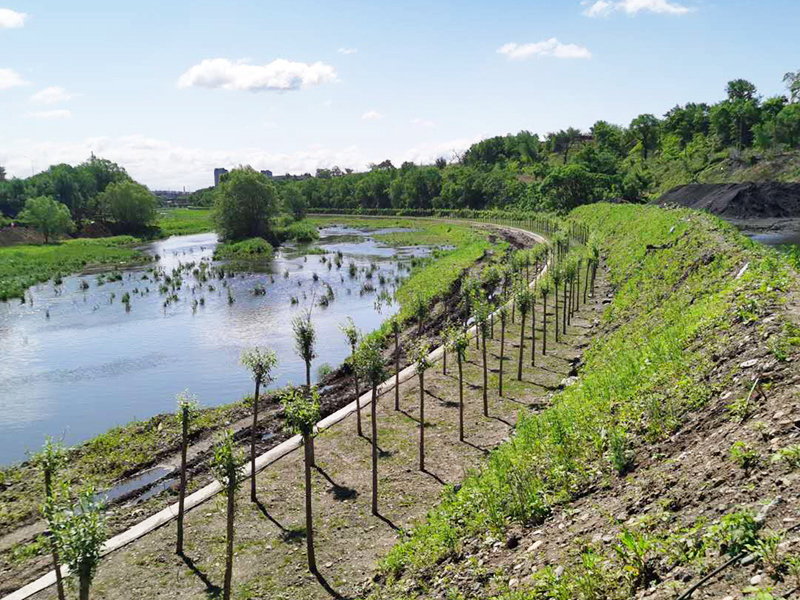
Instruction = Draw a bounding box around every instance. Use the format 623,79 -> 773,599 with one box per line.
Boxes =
1,0 -> 799,191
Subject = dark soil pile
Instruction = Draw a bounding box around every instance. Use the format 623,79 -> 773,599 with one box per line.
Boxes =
657,182 -> 800,219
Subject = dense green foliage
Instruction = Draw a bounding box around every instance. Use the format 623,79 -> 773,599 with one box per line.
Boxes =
97,181 -> 157,231
213,237 -> 274,261
269,74 -> 800,213
378,204 -> 790,594
213,167 -> 278,241
18,196 -> 74,243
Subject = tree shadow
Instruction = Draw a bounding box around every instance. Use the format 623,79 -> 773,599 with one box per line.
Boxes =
375,511 -> 401,532
421,468 -> 446,486
489,415 -> 514,428
461,439 -> 490,455
280,525 -> 307,544
254,499 -> 288,532
313,569 -> 348,600
315,466 -> 358,501
398,409 -> 420,423
178,551 -> 222,597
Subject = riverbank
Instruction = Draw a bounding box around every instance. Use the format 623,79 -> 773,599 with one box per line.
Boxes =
368,204 -> 800,600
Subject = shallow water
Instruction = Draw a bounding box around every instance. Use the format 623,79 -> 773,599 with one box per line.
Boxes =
0,228 -> 428,465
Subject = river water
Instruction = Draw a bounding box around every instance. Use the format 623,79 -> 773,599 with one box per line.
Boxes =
0,227 -> 429,466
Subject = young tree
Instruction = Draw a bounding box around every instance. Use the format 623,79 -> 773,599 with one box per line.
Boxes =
497,306 -> 508,397
210,431 -> 243,600
354,338 -> 388,516
448,328 -> 469,442
391,317 -> 401,411
551,266 -> 562,343
37,438 -> 67,600
293,309 -> 316,389
412,293 -> 427,335
240,348 -> 278,502
19,196 -> 74,244
413,341 -> 432,471
281,387 -> 321,573
175,391 -> 198,555
474,297 -> 491,417
339,317 -> 363,436
540,277 -> 552,356
55,487 -> 106,600
515,285 -> 533,381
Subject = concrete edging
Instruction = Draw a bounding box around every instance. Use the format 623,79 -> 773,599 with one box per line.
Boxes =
2,222 -> 547,600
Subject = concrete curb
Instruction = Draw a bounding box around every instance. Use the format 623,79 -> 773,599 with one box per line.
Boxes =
3,223 -> 546,600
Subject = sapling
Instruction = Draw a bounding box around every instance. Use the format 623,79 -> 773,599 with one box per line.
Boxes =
38,438 -> 67,600
413,341 -> 432,471
515,285 -> 533,381
210,431 -> 243,600
412,293 -> 426,335
474,297 -> 491,417
354,338 -> 388,516
175,391 -> 198,554
281,387 -> 321,573
551,266 -> 562,343
293,309 -> 317,464
55,486 -> 106,600
240,348 -> 278,502
498,306 -> 508,397
339,317 -> 363,436
540,277 -> 552,356
449,327 -> 469,442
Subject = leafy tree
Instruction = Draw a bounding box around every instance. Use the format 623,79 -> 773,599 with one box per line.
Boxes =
775,103 -> 800,147
37,438 -> 67,600
629,114 -> 660,160
282,185 -> 307,220
0,165 -> 5,181
210,431 -> 243,600
55,487 -> 106,600
785,70 -> 800,103
497,306 -> 508,397
540,165 -> 601,213
214,167 -> 277,240
293,310 -> 317,388
98,181 -> 156,231
281,387 -> 321,573
0,177 -> 26,217
726,78 -> 758,102
354,337 -> 388,516
413,341 -> 432,470
175,391 -> 197,555
515,284 -> 533,380
241,348 -> 278,501
339,317 -> 363,436
20,196 -> 74,243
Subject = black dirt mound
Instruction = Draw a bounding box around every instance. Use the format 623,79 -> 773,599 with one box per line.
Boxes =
656,182 -> 800,219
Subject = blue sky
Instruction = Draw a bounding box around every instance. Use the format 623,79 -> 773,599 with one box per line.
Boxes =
1,0 -> 799,190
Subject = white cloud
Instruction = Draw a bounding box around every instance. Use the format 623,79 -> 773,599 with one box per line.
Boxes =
30,86 -> 75,105
177,58 -> 337,92
497,39 -> 592,60
410,118 -> 436,128
0,8 -> 26,28
337,47 -> 357,55
361,110 -> 384,120
582,0 -> 690,17
27,109 -> 71,119
0,67 -> 27,89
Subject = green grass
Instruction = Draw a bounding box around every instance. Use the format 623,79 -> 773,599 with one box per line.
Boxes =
213,237 -> 274,261
375,203 -> 791,595
0,236 -> 147,301
156,208 -> 215,236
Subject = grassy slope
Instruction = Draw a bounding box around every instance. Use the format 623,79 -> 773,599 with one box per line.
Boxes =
156,208 -> 214,236
373,204 -> 795,598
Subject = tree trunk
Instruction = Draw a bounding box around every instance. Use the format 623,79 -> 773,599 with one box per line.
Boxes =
442,347 -> 447,375
542,296 -> 547,355
517,311 -> 526,380
554,287 -> 560,343
250,378 -> 260,502
370,386 -> 378,516
563,280 -> 568,332
44,472 -> 66,600
530,301 -> 536,367
303,434 -> 317,573
458,354 -> 464,442
79,565 -> 90,600
177,405 -> 189,553
418,372 -> 425,471
481,331 -> 488,417
394,329 -> 400,411
575,266 -> 581,311
353,348 -> 362,437
499,318 -> 505,396
305,361 -> 311,388
584,263 -> 590,304
490,313 -> 494,339
223,478 -> 235,600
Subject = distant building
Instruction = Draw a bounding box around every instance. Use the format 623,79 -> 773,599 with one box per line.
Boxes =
260,169 -> 273,178
214,168 -> 228,187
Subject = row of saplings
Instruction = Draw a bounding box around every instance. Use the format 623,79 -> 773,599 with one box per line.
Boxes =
31,230 -> 599,600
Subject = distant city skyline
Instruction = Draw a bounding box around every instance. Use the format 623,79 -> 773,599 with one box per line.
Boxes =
1,0 -> 799,190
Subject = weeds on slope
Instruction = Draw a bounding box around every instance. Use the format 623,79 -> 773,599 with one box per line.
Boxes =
376,204 -> 793,594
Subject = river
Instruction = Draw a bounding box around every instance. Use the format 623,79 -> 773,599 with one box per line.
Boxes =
0,227 -> 430,466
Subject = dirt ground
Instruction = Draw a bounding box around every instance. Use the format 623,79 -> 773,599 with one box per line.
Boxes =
22,249 -> 609,600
